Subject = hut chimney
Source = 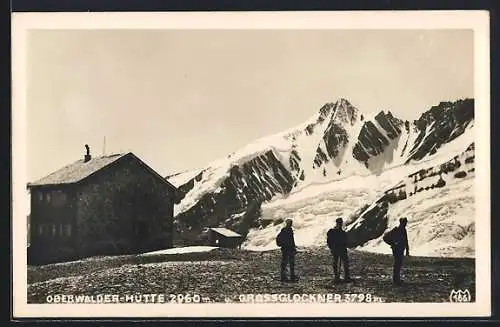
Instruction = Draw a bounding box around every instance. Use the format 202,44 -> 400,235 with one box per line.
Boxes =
84,144 -> 91,162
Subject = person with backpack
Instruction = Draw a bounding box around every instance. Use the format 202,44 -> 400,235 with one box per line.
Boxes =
383,217 -> 410,285
276,219 -> 298,282
326,217 -> 352,284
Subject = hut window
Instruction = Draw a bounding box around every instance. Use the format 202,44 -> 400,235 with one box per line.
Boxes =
65,224 -> 72,237
51,224 -> 56,238
38,192 -> 43,201
46,192 -> 52,202
38,224 -> 44,235
53,191 -> 67,205
59,223 -> 64,236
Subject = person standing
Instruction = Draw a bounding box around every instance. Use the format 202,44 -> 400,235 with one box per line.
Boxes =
276,219 -> 298,282
384,217 -> 410,285
327,217 -> 352,284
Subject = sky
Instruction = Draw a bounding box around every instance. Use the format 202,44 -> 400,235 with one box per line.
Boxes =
26,29 -> 473,181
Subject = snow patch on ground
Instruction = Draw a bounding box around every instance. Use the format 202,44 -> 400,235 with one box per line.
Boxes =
140,246 -> 218,256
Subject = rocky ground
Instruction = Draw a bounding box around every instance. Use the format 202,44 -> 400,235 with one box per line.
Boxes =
28,248 -> 475,304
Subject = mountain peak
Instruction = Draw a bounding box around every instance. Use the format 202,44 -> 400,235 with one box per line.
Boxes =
317,97 -> 354,117
306,98 -> 359,135
336,97 -> 352,106
331,97 -> 359,126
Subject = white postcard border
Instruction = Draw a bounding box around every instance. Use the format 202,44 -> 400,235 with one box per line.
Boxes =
11,10 -> 491,318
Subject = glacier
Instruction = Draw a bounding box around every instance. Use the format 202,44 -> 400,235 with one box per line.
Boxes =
168,97 -> 476,258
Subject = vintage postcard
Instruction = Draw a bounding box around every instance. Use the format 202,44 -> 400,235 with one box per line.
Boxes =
12,11 -> 490,318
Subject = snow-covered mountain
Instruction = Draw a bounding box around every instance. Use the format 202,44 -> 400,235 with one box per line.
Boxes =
168,98 -> 475,256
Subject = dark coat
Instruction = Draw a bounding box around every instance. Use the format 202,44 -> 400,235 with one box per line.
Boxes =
327,227 -> 348,253
391,226 -> 409,254
278,226 -> 296,252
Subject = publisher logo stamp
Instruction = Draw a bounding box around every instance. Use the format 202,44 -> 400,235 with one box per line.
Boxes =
449,289 -> 472,303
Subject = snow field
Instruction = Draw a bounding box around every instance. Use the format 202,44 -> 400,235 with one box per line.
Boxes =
243,144 -> 475,257
359,177 -> 474,258
243,187 -> 374,251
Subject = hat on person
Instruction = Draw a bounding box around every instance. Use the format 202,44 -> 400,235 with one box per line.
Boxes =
399,217 -> 408,223
336,217 -> 343,224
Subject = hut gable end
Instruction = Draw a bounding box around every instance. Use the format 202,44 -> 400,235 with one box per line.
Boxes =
73,154 -> 175,256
